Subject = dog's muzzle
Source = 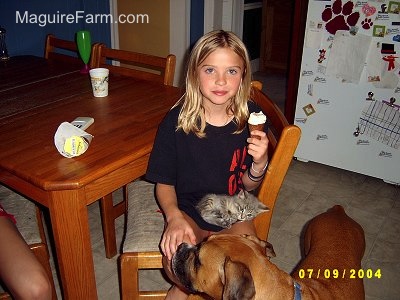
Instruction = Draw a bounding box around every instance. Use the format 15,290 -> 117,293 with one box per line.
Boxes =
171,243 -> 198,293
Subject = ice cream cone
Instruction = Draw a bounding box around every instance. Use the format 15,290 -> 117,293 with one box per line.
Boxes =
248,111 -> 266,140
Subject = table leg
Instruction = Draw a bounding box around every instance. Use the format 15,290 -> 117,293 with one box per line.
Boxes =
48,189 -> 98,299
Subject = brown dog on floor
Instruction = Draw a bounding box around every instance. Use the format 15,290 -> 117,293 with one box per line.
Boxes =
172,205 -> 365,300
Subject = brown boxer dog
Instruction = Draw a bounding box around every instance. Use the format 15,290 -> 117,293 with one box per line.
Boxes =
172,205 -> 365,300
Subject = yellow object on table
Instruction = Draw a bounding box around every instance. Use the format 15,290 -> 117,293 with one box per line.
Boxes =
63,136 -> 87,156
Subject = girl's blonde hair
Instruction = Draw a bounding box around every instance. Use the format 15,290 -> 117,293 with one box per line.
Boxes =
175,30 -> 252,137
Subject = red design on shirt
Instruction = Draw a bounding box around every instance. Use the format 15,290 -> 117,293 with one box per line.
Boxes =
228,146 -> 247,195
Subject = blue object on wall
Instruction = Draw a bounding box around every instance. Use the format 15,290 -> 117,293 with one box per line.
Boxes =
0,0 -> 111,57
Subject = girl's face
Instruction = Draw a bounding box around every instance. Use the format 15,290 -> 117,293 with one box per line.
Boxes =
198,47 -> 244,110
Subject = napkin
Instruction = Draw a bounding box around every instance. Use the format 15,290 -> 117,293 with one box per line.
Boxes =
54,122 -> 93,158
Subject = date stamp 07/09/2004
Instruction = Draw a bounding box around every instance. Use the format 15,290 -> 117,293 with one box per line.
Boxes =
297,269 -> 382,280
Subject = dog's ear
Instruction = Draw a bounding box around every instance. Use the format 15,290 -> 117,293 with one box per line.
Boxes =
222,257 -> 255,300
265,241 -> 276,259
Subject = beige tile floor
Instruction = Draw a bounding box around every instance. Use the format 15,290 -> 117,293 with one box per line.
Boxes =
44,159 -> 398,300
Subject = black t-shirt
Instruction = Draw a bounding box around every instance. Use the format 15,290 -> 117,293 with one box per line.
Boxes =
146,100 -> 266,231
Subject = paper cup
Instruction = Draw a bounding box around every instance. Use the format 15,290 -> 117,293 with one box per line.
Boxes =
89,68 -> 109,97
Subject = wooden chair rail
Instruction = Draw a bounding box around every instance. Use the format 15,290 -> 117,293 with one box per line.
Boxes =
44,34 -> 97,68
91,43 -> 176,86
44,34 -> 79,60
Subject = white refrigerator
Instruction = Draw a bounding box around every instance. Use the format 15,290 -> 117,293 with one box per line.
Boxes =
293,0 -> 400,185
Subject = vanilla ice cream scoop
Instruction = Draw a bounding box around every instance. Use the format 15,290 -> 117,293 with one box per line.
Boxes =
248,111 -> 267,125
248,111 -> 266,139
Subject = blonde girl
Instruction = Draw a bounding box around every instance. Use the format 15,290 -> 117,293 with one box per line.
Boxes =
145,30 -> 269,299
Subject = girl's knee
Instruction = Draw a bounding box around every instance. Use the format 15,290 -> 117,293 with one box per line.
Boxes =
30,278 -> 52,300
17,272 -> 52,300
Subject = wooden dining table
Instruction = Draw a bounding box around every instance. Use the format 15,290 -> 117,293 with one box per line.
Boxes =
0,56 -> 183,299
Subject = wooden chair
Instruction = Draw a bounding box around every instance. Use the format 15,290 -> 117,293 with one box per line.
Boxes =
91,43 -> 176,85
0,185 -> 57,300
118,81 -> 301,299
91,43 -> 176,258
44,34 -> 81,64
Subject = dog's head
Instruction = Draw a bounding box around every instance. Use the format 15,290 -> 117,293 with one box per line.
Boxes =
171,234 -> 275,299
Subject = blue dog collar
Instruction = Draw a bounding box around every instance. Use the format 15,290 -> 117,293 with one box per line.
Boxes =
294,281 -> 302,300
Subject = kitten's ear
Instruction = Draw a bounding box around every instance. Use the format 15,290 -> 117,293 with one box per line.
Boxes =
238,189 -> 246,199
206,194 -> 216,204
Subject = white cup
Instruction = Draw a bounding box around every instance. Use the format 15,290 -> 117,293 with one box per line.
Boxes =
89,68 -> 109,97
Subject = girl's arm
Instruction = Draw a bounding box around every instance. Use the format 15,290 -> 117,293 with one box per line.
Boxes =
156,183 -> 196,260
243,129 -> 269,191
242,160 -> 268,191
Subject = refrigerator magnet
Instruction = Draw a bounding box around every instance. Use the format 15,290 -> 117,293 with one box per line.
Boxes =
316,134 -> 328,141
388,2 -> 400,14
379,151 -> 392,158
378,3 -> 388,14
366,92 -> 375,101
373,25 -> 386,37
302,70 -> 314,76
381,43 -> 396,54
361,3 -> 377,18
317,98 -> 330,105
356,139 -> 370,146
361,18 -> 374,31
321,1 -> 360,35
295,118 -> 307,124
303,104 -> 316,116
307,84 -> 313,96
318,49 -> 327,63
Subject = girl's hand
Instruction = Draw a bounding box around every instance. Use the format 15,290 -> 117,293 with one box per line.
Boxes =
160,216 -> 196,260
247,130 -> 269,165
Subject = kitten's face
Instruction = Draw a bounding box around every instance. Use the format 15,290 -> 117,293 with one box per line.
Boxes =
236,204 -> 254,221
235,190 -> 269,221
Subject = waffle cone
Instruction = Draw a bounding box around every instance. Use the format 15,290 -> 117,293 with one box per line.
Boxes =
248,123 -> 264,139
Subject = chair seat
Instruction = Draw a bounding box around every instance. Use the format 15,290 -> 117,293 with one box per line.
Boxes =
0,186 -> 41,244
123,181 -> 164,253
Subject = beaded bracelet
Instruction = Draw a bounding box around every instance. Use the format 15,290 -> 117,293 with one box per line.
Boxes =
251,161 -> 268,174
247,168 -> 265,182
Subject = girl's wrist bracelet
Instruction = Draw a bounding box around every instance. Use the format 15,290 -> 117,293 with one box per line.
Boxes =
247,169 -> 264,182
251,161 -> 268,174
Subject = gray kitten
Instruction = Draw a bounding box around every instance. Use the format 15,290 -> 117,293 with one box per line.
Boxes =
196,190 -> 269,228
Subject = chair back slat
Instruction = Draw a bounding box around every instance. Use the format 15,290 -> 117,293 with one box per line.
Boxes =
44,34 -> 79,61
44,34 -> 97,68
92,43 -> 176,86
